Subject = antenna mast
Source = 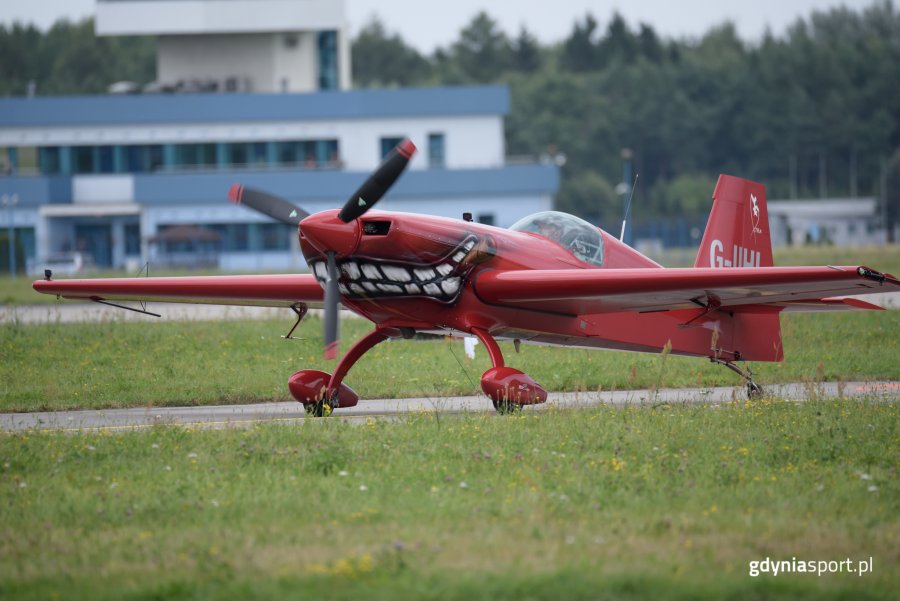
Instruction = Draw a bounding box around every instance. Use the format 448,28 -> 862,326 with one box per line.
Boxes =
619,173 -> 638,242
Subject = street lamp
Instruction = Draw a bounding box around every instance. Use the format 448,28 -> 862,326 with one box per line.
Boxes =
1,193 -> 19,278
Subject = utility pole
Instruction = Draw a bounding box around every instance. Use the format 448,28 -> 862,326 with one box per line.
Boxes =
2,193 -> 19,278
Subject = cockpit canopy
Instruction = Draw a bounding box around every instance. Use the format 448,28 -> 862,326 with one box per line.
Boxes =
509,211 -> 604,266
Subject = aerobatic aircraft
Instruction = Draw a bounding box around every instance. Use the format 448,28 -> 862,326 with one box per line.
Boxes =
34,139 -> 899,416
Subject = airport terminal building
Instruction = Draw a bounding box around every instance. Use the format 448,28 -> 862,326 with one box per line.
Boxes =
0,0 -> 558,273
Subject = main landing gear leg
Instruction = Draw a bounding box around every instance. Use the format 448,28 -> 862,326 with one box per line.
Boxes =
288,327 -> 398,417
325,327 -> 397,407
710,357 -> 764,399
470,327 -> 547,414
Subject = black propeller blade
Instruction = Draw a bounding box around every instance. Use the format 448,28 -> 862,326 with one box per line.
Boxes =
228,138 -> 416,362
337,138 -> 416,222
228,184 -> 309,226
323,252 -> 340,360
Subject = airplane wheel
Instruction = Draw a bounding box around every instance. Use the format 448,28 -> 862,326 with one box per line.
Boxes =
747,382 -> 764,399
492,399 -> 523,415
304,401 -> 333,418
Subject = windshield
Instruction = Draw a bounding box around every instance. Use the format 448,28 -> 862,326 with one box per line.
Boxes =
509,211 -> 604,266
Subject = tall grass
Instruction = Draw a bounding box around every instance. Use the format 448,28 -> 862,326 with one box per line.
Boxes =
0,399 -> 896,599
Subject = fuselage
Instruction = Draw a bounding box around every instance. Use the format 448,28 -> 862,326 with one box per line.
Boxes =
297,209 -> 776,361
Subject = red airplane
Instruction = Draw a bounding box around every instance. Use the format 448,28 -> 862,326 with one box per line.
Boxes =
34,139 -> 899,416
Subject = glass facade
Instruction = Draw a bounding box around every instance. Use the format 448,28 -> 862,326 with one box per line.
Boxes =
203,223 -> 292,252
34,140 -> 340,175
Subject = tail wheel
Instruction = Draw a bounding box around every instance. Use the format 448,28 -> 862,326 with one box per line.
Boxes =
747,381 -> 764,399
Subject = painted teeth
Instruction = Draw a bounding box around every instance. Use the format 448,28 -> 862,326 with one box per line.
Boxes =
341,261 -> 361,280
377,283 -> 404,294
318,235 -> 480,302
441,277 -> 461,295
414,267 -> 436,281
381,265 -> 412,282
361,264 -> 382,279
435,263 -> 453,276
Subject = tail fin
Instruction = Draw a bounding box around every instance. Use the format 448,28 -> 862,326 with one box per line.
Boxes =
695,175 -> 782,362
695,175 -> 773,269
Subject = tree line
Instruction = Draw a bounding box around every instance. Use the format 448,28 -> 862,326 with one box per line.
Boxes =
1,3 -> 898,232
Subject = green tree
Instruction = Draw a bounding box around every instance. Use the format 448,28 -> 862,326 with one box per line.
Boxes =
448,12 -> 512,83
561,13 -> 599,72
351,18 -> 430,87
511,26 -> 542,72
555,169 -> 618,226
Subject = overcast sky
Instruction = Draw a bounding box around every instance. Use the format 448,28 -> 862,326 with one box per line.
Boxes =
1,0 -> 881,51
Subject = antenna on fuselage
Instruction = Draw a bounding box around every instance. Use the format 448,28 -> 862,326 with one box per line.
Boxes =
619,173 -> 639,243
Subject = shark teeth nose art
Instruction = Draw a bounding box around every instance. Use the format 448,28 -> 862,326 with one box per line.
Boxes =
311,235 -> 478,303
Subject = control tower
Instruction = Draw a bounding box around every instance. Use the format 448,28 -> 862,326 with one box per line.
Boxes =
95,0 -> 351,92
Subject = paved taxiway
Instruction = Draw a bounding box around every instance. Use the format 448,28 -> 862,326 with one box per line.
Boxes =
2,381 -> 897,433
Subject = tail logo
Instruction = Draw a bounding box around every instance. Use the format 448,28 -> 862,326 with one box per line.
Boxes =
750,194 -> 762,235
710,239 -> 761,268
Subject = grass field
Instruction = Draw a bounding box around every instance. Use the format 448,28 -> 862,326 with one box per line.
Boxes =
1,400 -> 896,600
1,310 -> 898,412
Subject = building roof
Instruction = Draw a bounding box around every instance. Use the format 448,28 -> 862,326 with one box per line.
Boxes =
0,86 -> 510,127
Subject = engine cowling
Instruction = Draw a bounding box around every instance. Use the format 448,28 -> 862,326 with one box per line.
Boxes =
288,369 -> 359,408
480,367 -> 547,405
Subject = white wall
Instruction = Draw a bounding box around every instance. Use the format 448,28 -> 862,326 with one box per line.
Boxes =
97,0 -> 346,36
158,32 -> 324,93
72,175 -> 135,204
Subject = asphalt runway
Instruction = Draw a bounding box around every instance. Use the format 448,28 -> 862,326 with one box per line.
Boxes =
2,381 -> 897,433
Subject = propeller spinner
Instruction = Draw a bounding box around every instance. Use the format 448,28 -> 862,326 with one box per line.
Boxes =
229,138 -> 417,359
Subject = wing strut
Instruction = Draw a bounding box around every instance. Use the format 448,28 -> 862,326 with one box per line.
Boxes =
281,303 -> 309,340
91,298 -> 161,318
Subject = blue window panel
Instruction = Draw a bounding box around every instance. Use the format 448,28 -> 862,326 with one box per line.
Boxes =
163,144 -> 177,171
124,223 -> 141,255
317,31 -> 338,90
380,137 -> 404,159
74,146 -> 94,174
39,147 -> 60,175
59,147 -> 73,174
250,142 -> 268,167
113,146 -> 126,173
428,133 -> 446,168
98,146 -> 115,173
216,143 -> 228,169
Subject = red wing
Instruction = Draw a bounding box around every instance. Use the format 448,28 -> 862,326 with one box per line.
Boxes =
33,274 -> 323,308
474,266 -> 898,315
